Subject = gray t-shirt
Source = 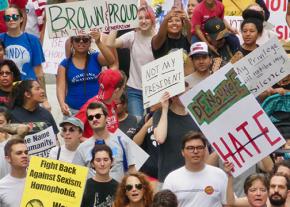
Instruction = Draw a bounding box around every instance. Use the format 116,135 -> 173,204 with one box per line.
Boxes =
0,141 -> 9,179
72,134 -> 135,182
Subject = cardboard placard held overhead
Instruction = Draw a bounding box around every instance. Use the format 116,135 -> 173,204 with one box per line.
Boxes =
45,0 -> 139,38
180,64 -> 285,177
142,49 -> 185,109
233,37 -> 290,96
21,156 -> 88,207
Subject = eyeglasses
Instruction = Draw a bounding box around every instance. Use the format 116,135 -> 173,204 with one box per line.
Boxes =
72,36 -> 91,43
87,113 -> 104,121
0,71 -> 12,76
62,127 -> 76,133
125,183 -> 143,191
185,145 -> 205,152
4,14 -> 20,22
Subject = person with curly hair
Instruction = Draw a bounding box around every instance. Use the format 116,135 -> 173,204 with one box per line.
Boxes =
113,172 -> 153,207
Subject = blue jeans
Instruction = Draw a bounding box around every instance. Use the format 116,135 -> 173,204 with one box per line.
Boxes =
191,35 -> 200,44
127,86 -> 144,118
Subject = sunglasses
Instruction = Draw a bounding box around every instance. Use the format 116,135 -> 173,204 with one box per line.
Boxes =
0,71 -> 12,76
125,183 -> 143,191
87,113 -> 104,121
4,14 -> 20,22
62,127 -> 76,133
72,36 -> 91,43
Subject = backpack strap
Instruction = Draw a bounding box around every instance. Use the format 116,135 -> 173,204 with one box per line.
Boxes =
56,146 -> 61,160
117,136 -> 128,172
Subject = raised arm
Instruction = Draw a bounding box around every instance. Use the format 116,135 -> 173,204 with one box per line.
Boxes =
90,31 -> 115,66
153,92 -> 170,144
106,30 -> 123,48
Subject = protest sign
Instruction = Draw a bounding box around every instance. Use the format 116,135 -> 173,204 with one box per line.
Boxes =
24,126 -> 57,158
45,0 -> 139,38
180,64 -> 285,177
115,129 -> 149,170
0,0 -> 8,11
142,49 -> 185,109
21,156 -> 88,207
42,28 -> 66,74
233,37 -> 290,96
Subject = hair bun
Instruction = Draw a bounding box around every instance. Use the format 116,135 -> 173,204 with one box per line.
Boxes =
242,9 -> 264,22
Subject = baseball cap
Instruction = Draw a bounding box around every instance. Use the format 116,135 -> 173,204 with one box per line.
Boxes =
189,42 -> 209,56
204,17 -> 229,41
60,117 -> 84,131
98,69 -> 123,100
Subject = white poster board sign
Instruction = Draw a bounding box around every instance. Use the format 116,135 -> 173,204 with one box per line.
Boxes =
42,27 -> 66,74
24,126 -> 57,158
180,64 -> 285,177
234,37 -> 290,96
114,129 -> 149,171
45,0 -> 139,38
142,49 -> 185,109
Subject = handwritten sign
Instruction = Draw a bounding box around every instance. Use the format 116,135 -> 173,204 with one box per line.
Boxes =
142,49 -> 185,109
21,156 -> 88,207
24,127 -> 57,158
42,28 -> 66,74
0,0 -> 8,11
180,64 -> 285,177
45,0 -> 139,38
234,37 -> 290,96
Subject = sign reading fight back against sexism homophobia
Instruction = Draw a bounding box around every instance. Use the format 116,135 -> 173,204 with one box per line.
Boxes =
233,37 -> 290,97
45,0 -> 139,38
180,64 -> 285,177
142,49 -> 185,109
21,156 -> 88,207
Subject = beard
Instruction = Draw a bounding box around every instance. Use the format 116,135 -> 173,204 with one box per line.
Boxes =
269,193 -> 286,206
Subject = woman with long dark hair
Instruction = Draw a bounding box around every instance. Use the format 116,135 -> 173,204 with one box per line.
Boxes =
56,31 -> 114,117
10,80 -> 58,135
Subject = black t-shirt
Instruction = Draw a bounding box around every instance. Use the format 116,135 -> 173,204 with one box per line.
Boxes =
81,178 -> 118,207
153,109 -> 199,182
238,45 -> 258,56
214,34 -> 241,66
119,114 -> 138,138
136,116 -> 158,179
0,89 -> 10,107
10,105 -> 59,135
152,35 -> 190,59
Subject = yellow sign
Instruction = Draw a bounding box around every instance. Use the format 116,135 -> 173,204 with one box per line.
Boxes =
21,156 -> 88,207
223,0 -> 255,16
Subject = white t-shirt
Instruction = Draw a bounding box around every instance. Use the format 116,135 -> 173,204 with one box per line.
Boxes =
0,174 -> 26,207
119,31 -> 155,90
48,146 -> 77,163
0,141 -> 10,179
163,165 -> 228,207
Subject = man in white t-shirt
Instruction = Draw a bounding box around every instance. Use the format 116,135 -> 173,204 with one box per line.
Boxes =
49,117 -> 83,163
0,139 -> 29,207
163,131 -> 228,207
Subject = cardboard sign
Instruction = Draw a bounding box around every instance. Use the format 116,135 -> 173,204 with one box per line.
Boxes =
180,64 -> 285,177
233,37 -> 290,96
45,0 -> 139,38
0,0 -> 8,11
24,127 -> 57,158
142,49 -> 185,109
21,156 -> 88,207
42,28 -> 66,74
115,129 -> 149,170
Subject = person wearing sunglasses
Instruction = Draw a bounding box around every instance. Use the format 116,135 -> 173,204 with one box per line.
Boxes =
48,117 -> 83,163
81,144 -> 118,207
114,172 -> 153,207
107,4 -> 156,118
57,31 -> 115,118
73,102 -> 136,182
0,5 -> 50,110
0,60 -> 21,107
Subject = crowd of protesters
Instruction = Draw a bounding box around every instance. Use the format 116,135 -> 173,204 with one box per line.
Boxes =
0,0 -> 289,207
